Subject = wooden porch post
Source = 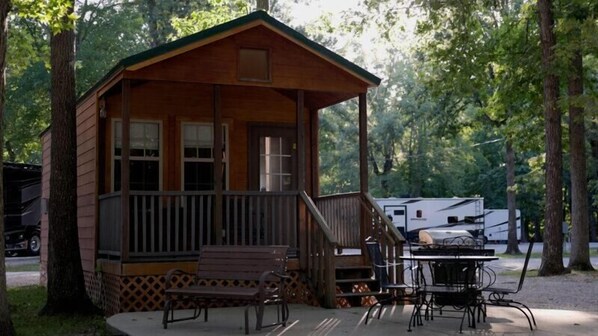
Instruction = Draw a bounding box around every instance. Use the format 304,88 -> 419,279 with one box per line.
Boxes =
297,90 -> 305,191
310,109 -> 319,196
359,93 -> 368,193
213,85 -> 223,244
121,79 -> 131,261
358,93 -> 368,247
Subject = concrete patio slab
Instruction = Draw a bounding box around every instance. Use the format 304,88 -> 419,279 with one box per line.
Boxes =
107,303 -> 598,336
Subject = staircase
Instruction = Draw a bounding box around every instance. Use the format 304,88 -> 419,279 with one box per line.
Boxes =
334,256 -> 389,307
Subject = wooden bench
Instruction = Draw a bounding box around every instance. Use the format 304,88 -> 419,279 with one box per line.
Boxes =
162,245 -> 290,334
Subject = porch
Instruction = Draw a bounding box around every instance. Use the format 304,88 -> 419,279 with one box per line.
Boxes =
96,191 -> 403,310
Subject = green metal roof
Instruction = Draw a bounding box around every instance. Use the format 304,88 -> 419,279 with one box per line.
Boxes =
79,11 -> 380,103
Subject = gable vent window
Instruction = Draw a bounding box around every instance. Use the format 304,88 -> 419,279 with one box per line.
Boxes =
238,48 -> 270,82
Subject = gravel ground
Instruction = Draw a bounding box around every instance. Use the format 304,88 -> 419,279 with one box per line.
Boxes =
491,267 -> 598,312
6,271 -> 39,288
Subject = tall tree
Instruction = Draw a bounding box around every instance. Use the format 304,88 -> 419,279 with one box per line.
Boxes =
40,0 -> 97,315
565,3 -> 593,271
0,0 -> 16,334
537,0 -> 566,276
505,140 -> 522,253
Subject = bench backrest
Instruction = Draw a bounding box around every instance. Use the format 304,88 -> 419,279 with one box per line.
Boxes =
196,245 -> 289,282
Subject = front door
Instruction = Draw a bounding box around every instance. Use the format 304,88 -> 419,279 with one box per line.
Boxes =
249,125 -> 296,191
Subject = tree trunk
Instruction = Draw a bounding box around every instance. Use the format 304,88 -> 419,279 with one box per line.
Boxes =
256,0 -> 269,11
0,0 -> 16,334
537,0 -> 566,276
590,129 -> 598,241
567,47 -> 593,271
505,140 -> 521,254
40,2 -> 98,315
144,0 -> 161,48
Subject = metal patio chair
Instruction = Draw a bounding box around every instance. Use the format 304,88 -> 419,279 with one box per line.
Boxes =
364,239 -> 423,331
481,240 -> 537,330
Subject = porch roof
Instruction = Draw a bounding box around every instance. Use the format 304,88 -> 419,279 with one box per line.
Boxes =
79,11 -> 381,106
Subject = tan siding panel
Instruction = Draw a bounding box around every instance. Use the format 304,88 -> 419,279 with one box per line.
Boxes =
76,92 -> 97,274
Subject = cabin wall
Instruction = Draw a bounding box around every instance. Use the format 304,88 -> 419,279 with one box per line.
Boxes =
39,94 -> 98,281
77,94 -> 98,273
101,82 -> 312,194
131,25 -> 367,93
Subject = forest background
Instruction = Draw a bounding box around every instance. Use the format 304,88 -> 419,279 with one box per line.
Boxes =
3,0 -> 598,242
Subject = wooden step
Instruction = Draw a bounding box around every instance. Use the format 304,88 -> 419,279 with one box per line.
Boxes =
336,278 -> 375,284
335,265 -> 371,270
336,291 -> 388,298
335,265 -> 372,280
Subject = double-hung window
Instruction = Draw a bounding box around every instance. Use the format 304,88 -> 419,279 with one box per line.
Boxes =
113,121 -> 161,191
182,123 -> 227,190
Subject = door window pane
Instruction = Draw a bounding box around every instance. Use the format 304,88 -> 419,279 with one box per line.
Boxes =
259,136 -> 292,191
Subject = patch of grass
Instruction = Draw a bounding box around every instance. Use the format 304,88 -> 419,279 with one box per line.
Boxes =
6,263 -> 40,272
498,249 -> 598,259
8,286 -> 108,336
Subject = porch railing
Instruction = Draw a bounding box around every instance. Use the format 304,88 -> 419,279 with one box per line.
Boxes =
314,192 -> 362,248
299,191 -> 337,308
98,191 -> 298,260
222,191 -> 298,254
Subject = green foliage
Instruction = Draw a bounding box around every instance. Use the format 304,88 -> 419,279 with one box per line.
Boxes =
15,0 -> 77,34
4,15 -> 51,163
9,286 -> 107,336
171,0 -> 250,38
75,0 -> 148,95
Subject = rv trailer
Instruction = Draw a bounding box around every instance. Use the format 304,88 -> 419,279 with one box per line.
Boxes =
3,162 -> 42,256
484,209 -> 522,242
375,197 -> 485,241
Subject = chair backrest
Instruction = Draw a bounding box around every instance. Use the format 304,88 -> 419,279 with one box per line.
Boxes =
516,240 -> 535,292
365,240 -> 390,287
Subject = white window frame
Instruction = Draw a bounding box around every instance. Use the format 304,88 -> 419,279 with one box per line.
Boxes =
181,122 -> 229,191
112,119 -> 163,192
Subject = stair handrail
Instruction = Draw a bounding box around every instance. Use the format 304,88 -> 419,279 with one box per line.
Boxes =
359,193 -> 405,284
363,192 -> 405,244
299,191 -> 338,308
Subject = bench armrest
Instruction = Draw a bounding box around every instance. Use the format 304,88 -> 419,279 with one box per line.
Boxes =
165,268 -> 193,289
258,271 -> 290,299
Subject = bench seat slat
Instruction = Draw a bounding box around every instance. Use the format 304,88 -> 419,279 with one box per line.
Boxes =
166,286 -> 261,299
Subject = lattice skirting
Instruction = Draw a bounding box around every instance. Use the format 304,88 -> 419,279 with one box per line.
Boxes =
335,282 -> 378,308
83,270 -> 320,314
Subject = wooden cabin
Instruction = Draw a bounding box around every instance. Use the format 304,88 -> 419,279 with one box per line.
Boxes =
40,11 -> 404,314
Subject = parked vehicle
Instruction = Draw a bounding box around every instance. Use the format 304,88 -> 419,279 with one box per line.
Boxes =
3,162 -> 42,256
376,197 -> 485,241
484,209 -> 522,243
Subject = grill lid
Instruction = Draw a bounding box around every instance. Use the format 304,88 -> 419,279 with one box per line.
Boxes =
418,229 -> 475,247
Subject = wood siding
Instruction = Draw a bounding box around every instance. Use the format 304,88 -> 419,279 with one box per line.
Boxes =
77,94 -> 98,272
131,26 -> 368,94
101,82 -> 312,194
